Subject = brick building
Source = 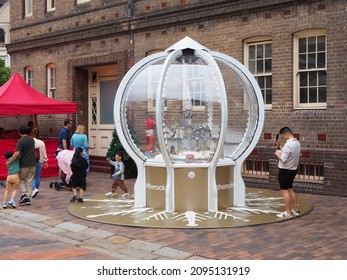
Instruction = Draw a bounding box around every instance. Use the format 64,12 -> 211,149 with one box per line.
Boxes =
6,0 -> 347,196
0,0 -> 10,67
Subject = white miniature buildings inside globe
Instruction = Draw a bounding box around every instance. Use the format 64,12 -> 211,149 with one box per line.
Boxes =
114,37 -> 264,212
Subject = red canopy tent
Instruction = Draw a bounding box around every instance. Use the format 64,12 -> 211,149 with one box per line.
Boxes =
0,72 -> 77,115
0,73 -> 78,180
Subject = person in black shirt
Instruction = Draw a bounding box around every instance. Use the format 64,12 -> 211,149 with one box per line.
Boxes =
57,119 -> 72,151
6,125 -> 36,205
69,147 -> 89,203
57,119 -> 72,180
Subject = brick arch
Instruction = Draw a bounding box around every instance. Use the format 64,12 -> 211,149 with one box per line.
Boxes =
66,51 -> 128,130
146,49 -> 164,56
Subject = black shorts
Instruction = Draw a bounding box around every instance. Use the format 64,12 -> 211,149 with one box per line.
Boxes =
70,175 -> 87,191
278,168 -> 297,190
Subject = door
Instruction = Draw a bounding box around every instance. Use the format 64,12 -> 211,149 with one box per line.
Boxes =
88,66 -> 118,157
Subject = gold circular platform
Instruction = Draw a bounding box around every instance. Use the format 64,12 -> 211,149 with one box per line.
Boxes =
67,188 -> 313,229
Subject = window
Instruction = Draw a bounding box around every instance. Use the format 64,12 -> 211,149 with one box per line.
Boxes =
0,29 -> 4,45
47,64 -> 56,98
100,80 -> 116,124
147,64 -> 168,112
77,0 -> 91,4
245,38 -> 272,109
147,65 -> 162,112
25,67 -> 33,87
47,0 -> 56,12
91,97 -> 97,125
25,0 -> 33,17
294,30 -> 327,109
147,63 -> 206,112
187,64 -> 206,110
297,162 -> 324,182
242,158 -> 269,177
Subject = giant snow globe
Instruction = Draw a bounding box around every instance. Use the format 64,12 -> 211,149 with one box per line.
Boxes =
114,37 -> 264,212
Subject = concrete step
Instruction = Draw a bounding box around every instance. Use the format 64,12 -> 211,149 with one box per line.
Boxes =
89,155 -> 110,174
89,155 -> 138,179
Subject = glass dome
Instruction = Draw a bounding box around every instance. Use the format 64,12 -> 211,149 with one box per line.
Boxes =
119,49 -> 225,166
115,37 -> 264,210
119,56 -> 166,162
118,41 -> 262,167
213,54 -> 261,161
158,51 -> 224,165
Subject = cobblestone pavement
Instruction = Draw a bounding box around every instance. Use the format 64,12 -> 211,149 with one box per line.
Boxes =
0,172 -> 346,260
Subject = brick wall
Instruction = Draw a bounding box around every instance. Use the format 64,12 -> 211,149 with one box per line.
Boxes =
7,0 -> 347,196
245,146 -> 347,197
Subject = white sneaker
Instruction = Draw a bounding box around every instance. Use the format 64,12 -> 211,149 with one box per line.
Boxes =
106,192 -> 113,197
122,193 -> 129,198
291,209 -> 301,216
31,188 -> 39,198
276,211 -> 292,218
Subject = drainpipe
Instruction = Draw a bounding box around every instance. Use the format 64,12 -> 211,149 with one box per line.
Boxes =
127,0 -> 134,69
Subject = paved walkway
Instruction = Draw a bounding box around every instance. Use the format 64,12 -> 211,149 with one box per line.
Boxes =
0,172 -> 346,260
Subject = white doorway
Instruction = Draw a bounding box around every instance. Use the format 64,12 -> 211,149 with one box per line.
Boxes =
88,65 -> 118,157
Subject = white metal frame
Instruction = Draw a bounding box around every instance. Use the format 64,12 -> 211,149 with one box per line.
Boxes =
114,37 -> 264,210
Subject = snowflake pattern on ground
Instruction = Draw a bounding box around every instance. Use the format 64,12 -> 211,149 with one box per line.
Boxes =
68,189 -> 312,228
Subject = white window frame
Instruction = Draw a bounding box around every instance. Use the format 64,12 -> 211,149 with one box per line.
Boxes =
244,36 -> 272,110
296,162 -> 324,183
147,64 -> 168,112
25,0 -> 33,17
147,65 -> 161,112
146,51 -> 208,113
147,63 -> 206,112
77,0 -> 91,4
293,29 -> 327,109
242,158 -> 270,178
186,64 -> 206,111
25,67 -> 33,87
47,64 -> 56,99
47,0 -> 56,12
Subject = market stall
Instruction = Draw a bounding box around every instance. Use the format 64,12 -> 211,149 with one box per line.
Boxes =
0,73 -> 77,180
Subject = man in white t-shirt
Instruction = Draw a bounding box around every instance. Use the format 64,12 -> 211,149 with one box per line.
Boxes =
274,127 -> 301,218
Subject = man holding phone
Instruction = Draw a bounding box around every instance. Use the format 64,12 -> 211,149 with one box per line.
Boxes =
274,127 -> 301,218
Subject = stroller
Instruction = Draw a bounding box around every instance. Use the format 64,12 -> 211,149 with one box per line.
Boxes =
49,150 -> 74,192
49,172 -> 71,191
